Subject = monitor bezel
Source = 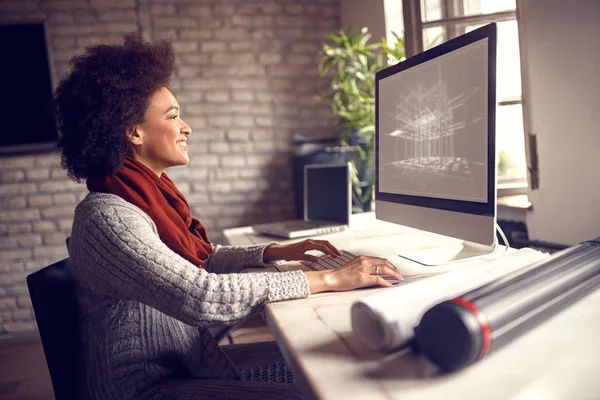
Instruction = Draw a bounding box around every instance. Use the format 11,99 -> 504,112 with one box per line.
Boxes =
375,23 -> 497,218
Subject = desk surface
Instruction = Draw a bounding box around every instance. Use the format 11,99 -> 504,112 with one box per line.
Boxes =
223,213 -> 600,400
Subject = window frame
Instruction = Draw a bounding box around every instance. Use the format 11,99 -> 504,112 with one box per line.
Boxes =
400,0 -> 527,196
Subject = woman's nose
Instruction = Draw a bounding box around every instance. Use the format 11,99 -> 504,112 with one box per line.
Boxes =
181,119 -> 191,135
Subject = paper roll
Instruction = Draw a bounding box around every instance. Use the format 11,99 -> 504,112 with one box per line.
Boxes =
350,247 -> 550,352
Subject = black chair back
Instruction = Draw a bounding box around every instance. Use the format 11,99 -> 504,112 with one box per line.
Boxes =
27,258 -> 80,400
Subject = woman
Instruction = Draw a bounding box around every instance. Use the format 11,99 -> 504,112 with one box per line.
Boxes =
56,34 -> 401,400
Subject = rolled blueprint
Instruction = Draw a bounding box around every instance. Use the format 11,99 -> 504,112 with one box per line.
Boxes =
416,238 -> 600,371
350,247 -> 549,352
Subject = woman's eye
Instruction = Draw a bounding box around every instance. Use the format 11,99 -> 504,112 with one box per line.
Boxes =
170,115 -> 179,120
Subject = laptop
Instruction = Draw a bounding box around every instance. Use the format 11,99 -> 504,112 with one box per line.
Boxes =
252,163 -> 351,239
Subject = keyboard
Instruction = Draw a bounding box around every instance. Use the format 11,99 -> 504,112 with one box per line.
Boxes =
301,249 -> 358,271
301,250 -> 402,285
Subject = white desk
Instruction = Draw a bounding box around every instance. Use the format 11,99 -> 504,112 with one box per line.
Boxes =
223,213 -> 600,400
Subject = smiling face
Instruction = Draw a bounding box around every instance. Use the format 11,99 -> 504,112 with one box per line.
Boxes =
128,87 -> 191,176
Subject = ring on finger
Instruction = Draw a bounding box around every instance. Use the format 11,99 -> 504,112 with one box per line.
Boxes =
374,265 -> 379,275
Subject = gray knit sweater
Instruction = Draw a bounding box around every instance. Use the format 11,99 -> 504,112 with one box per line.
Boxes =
68,193 -> 310,400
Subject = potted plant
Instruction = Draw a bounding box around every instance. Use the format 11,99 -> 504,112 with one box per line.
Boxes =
318,27 -> 405,212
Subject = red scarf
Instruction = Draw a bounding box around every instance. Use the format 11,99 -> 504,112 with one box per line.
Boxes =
87,158 -> 213,267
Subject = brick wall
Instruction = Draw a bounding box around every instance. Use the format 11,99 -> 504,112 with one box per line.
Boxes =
0,0 -> 339,341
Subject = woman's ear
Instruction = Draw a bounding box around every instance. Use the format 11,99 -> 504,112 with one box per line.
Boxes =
128,126 -> 143,146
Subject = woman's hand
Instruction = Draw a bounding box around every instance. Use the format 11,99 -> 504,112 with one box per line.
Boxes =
263,239 -> 341,263
304,256 -> 403,293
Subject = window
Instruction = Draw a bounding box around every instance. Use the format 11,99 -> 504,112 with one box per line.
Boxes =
398,0 -> 527,192
0,22 -> 58,154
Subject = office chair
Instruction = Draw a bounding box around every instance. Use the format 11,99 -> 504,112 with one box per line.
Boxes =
27,258 -> 80,400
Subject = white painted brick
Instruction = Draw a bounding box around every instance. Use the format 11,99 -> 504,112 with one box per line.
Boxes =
186,192 -> 210,204
57,219 -> 75,233
205,91 -> 230,103
0,209 -> 40,222
77,35 -> 124,48
231,15 -> 272,28
209,193 -> 247,204
190,154 -> 219,167
230,143 -> 254,153
228,79 -> 269,90
154,17 -> 197,29
232,181 -> 257,192
288,54 -> 312,65
208,142 -> 230,154
47,11 -> 74,23
7,224 -> 32,235
180,29 -> 212,40
12,309 -> 32,321
53,193 -> 78,205
173,41 -> 198,53
214,29 -> 247,41
209,169 -> 238,180
0,237 -> 18,249
0,298 -> 17,310
1,197 -> 26,209
177,65 -> 201,78
16,234 -> 42,248
181,78 -> 224,90
183,3 -> 212,17
89,0 -> 135,9
259,53 -> 281,64
226,130 -> 250,142
180,53 -> 210,64
73,10 -> 97,23
39,180 -> 83,192
254,141 -> 276,153
98,9 -> 137,21
182,117 -> 207,130
50,167 -> 69,179
28,194 -> 53,207
220,156 -> 246,168
240,168 -> 262,179
232,91 -> 254,102
232,115 -> 254,127
207,181 -> 232,193
42,0 -> 88,12
191,205 -> 220,217
33,245 -> 68,259
33,221 -> 57,233
1,183 -> 37,196
40,205 -> 75,219
229,41 -> 259,52
25,168 -> 50,181
251,130 -> 275,141
208,115 -> 233,127
4,322 -> 36,333
187,167 -> 209,180
0,271 -> 26,286
256,116 -> 274,127
150,3 -> 175,15
153,29 -> 177,40
42,232 -> 69,246
0,155 -> 35,169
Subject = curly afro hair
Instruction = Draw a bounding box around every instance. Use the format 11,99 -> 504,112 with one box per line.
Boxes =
55,33 -> 175,181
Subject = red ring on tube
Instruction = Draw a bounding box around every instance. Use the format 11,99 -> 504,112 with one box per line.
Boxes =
451,297 -> 492,358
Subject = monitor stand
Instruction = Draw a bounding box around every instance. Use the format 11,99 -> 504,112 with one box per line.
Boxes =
396,232 -> 499,266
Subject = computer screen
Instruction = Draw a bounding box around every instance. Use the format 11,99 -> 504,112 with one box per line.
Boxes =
305,163 -> 351,223
375,23 -> 497,265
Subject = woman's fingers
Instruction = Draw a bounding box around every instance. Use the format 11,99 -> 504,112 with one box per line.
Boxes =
301,239 -> 340,257
371,275 -> 393,288
369,262 -> 403,281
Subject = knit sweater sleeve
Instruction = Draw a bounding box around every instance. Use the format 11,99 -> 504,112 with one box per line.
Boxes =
70,195 -> 311,328
202,243 -> 276,274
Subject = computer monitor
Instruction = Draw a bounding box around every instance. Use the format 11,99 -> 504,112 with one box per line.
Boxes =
375,23 -> 497,266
